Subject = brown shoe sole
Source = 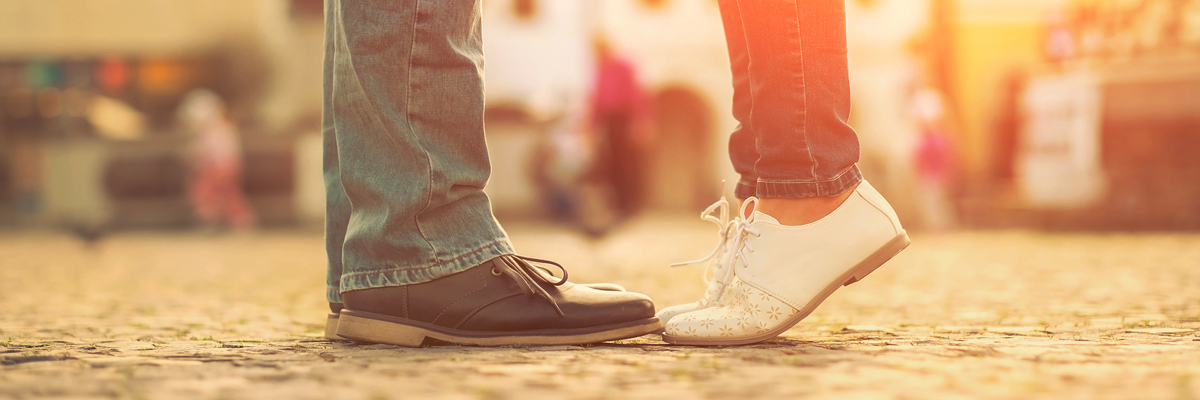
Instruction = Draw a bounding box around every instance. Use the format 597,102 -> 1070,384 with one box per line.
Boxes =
662,231 -> 911,346
336,310 -> 662,347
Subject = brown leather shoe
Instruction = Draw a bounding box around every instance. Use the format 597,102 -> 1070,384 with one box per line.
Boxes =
323,283 -> 628,340
335,255 -> 660,346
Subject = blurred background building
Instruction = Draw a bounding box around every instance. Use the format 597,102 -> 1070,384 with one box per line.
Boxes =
2,0 -> 1199,233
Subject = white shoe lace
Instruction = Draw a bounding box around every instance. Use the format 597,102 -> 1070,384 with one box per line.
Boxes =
671,196 -> 762,305
726,197 -> 762,280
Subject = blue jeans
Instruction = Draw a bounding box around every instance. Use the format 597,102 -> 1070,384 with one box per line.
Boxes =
322,0 -> 514,302
721,0 -> 863,200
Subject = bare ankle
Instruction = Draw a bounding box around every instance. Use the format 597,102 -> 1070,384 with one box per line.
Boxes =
744,183 -> 858,225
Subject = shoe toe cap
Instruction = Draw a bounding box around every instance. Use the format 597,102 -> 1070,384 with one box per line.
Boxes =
458,286 -> 655,331
600,289 -> 656,321
556,286 -> 656,325
655,301 -> 705,324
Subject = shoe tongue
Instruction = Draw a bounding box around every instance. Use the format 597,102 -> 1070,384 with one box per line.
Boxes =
750,210 -> 779,225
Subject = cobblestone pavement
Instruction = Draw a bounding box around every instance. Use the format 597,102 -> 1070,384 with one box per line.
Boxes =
2,215 -> 1200,400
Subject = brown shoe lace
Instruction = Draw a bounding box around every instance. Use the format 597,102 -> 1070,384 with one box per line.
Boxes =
492,255 -> 569,315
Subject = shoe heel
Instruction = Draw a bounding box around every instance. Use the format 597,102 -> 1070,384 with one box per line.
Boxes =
336,311 -> 427,347
324,313 -> 341,340
843,231 -> 910,287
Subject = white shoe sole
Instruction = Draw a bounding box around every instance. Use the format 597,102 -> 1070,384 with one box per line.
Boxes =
662,231 -> 910,346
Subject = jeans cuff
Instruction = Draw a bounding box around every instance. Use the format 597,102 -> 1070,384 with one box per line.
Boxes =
327,286 -> 343,303
735,178 -> 758,200
337,239 -> 515,294
755,165 -> 863,199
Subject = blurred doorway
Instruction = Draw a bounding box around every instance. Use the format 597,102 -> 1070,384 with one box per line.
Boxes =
647,87 -> 717,211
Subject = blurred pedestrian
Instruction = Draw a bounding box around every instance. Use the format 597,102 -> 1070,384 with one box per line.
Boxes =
528,121 -> 586,222
587,36 -> 652,219
178,89 -> 255,232
911,87 -> 956,231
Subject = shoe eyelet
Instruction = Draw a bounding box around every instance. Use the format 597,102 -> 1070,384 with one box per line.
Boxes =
491,267 -> 502,276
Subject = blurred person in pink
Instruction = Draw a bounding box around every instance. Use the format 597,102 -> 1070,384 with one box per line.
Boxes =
178,89 -> 256,231
587,36 -> 652,218
910,86 -> 956,231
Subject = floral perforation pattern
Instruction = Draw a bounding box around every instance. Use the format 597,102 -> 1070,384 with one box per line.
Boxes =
665,277 -> 800,340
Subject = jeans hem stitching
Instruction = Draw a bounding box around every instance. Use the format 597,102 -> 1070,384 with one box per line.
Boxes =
338,238 -> 512,280
756,164 -> 857,184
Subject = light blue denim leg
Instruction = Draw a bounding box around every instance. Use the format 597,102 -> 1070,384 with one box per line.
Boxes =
323,0 -> 514,300
322,0 -> 351,303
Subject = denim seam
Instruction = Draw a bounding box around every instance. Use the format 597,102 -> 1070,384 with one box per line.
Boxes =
339,238 -> 509,280
405,0 -> 443,265
757,164 -> 856,184
790,0 -> 817,180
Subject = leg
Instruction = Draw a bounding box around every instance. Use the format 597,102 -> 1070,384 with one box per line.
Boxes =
606,114 -> 641,216
321,0 -> 353,339
216,166 -> 256,230
329,0 -> 512,291
322,0 -> 351,304
738,0 -> 862,200
325,0 -> 658,347
188,169 -> 221,227
719,0 -> 851,223
719,0 -> 760,202
661,0 -> 908,345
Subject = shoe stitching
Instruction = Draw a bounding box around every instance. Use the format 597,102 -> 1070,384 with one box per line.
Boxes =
431,268 -> 489,326
856,190 -> 901,234
735,271 -> 804,310
401,285 -> 408,319
451,292 -> 523,330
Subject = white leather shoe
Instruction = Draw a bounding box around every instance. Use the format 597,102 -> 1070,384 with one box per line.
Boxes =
655,197 -> 741,326
662,180 -> 909,345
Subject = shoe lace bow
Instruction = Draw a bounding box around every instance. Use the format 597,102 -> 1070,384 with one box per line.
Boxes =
493,255 -> 569,315
670,196 -> 761,299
